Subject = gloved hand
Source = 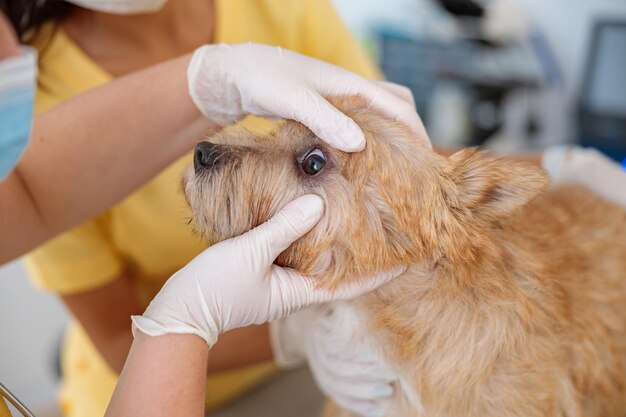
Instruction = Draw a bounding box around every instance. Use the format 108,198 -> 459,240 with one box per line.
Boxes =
272,306 -> 395,417
187,43 -> 430,152
542,145 -> 626,208
132,194 -> 405,347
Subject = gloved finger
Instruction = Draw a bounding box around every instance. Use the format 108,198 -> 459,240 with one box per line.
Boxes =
310,363 -> 396,395
542,146 -> 626,208
311,346 -> 395,409
312,349 -> 397,382
268,265 -> 406,316
265,265 -> 318,319
314,371 -> 394,401
332,396 -> 391,417
541,145 -> 569,181
266,265 -> 397,321
363,84 -> 429,148
308,331 -> 397,380
308,266 -> 407,304
374,81 -> 415,107
575,149 -> 626,208
286,90 -> 366,152
244,194 -> 324,264
320,74 -> 430,149
308,344 -> 395,399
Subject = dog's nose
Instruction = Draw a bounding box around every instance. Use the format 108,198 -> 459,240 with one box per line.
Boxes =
194,142 -> 220,170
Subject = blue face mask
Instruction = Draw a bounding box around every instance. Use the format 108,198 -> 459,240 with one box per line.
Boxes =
0,47 -> 37,180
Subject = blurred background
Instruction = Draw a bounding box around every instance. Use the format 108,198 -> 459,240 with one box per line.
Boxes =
1,0 -> 625,416
335,0 -> 626,160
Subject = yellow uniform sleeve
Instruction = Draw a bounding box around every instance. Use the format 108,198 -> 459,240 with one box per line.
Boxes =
25,218 -> 124,295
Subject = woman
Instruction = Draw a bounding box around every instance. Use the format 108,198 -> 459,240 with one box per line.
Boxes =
0,7 -> 418,416
14,1 -> 410,416
0,44 -> 405,417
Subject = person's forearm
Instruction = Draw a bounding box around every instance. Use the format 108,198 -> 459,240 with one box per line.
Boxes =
103,327 -> 274,416
207,324 -> 273,373
61,273 -> 144,375
105,324 -> 273,375
0,12 -> 20,59
100,331 -> 136,375
0,54 -> 216,263
105,332 -> 209,417
100,325 -> 273,376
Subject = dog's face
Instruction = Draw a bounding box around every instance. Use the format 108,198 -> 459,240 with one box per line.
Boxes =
184,96 -> 548,288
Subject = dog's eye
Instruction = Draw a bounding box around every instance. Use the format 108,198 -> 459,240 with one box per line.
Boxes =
300,148 -> 326,176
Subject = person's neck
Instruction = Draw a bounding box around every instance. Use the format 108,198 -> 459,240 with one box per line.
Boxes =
62,0 -> 215,77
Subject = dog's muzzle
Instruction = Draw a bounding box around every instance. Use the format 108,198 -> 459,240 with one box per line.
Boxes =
194,141 -> 222,172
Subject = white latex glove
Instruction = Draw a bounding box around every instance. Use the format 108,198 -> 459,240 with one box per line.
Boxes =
187,43 -> 430,152
132,195 -> 405,347
542,146 -> 626,208
272,306 -> 395,417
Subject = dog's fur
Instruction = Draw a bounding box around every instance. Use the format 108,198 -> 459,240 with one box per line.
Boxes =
184,96 -> 626,417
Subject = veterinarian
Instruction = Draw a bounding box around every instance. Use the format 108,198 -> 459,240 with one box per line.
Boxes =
0,6 -> 414,416
8,1 -> 626,416
6,2 -> 423,416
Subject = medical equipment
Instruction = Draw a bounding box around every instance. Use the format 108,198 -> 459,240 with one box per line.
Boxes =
579,20 -> 626,163
378,29 -> 543,147
0,384 -> 35,417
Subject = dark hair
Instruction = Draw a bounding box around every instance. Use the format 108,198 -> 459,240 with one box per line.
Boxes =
0,0 -> 72,41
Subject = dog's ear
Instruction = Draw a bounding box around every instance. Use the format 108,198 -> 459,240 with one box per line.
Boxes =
448,149 -> 548,220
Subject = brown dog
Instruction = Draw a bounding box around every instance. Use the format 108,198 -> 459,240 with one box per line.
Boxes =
183,96 -> 626,417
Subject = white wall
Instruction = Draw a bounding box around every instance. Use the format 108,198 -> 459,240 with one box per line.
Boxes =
517,0 -> 626,105
0,261 -> 67,417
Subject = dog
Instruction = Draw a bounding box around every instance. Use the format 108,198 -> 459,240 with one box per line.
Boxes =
183,96 -> 626,417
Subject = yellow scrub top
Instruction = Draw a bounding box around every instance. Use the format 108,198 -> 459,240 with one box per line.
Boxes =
0,399 -> 10,417
26,1 -> 380,417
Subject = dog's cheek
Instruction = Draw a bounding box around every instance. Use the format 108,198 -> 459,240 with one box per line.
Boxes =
274,226 -> 333,273
274,171 -> 371,285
